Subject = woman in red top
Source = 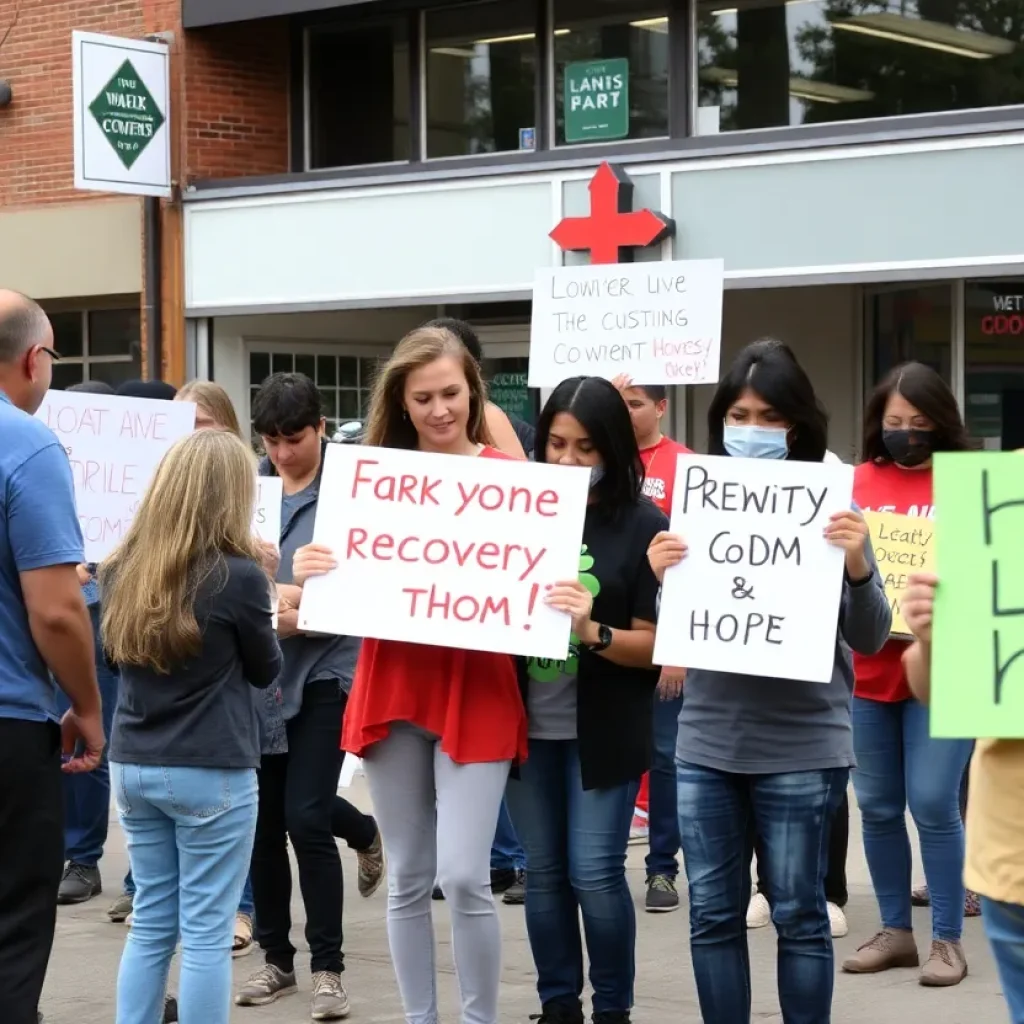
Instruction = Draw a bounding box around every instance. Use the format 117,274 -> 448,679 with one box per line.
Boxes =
292,325 -> 532,1024
842,362 -> 975,986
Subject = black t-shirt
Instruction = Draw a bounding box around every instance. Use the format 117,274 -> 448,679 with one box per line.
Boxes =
519,495 -> 668,790
511,416 -> 537,460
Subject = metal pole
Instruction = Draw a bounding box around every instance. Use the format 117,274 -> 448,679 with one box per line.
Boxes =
143,195 -> 163,381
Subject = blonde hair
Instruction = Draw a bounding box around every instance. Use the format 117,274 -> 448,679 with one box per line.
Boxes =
365,326 -> 491,449
101,430 -> 262,674
176,380 -> 243,438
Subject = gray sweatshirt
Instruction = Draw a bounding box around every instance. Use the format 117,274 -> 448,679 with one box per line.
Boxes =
675,534 -> 891,774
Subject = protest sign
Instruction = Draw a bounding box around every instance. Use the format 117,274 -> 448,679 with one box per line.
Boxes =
254,477 -> 283,543
37,389 -> 196,561
528,258 -> 724,388
654,454 -> 854,683
932,452 -> 1024,738
864,511 -> 933,637
298,446 -> 590,659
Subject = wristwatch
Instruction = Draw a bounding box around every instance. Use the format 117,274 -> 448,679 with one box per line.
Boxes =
586,624 -> 613,652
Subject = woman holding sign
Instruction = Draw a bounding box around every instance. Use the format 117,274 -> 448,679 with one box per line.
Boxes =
842,363 -> 975,986
648,339 -> 891,1024
292,326 -> 531,1024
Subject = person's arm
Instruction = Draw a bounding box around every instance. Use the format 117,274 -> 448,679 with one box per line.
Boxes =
577,616 -> 656,669
234,560 -> 283,688
903,640 -> 931,705
484,402 -> 527,460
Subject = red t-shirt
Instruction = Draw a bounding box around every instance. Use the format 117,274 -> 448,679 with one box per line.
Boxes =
852,460 -> 935,703
639,435 -> 693,515
341,446 -> 529,764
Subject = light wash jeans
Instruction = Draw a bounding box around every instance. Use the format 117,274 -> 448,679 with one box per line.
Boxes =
112,762 -> 258,1024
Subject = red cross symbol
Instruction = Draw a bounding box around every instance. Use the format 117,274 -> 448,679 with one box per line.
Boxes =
549,162 -> 675,265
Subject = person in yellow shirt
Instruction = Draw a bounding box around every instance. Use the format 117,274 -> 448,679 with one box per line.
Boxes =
902,572 -> 1024,1023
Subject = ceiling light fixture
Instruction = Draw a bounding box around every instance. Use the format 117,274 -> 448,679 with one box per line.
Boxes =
830,13 -> 1015,59
700,65 -> 875,103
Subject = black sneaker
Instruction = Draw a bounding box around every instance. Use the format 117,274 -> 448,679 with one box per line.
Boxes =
57,862 -> 102,905
530,1000 -> 585,1024
593,1013 -> 631,1024
163,995 -> 178,1023
502,869 -> 525,905
491,867 -> 517,893
432,885 -> 445,901
645,874 -> 679,913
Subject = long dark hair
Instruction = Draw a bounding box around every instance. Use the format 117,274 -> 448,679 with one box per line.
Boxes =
535,376 -> 643,512
707,339 -> 829,462
862,362 -> 969,463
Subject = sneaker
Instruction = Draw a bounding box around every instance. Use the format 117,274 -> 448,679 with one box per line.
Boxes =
107,891 -> 134,923
828,902 -> 849,938
491,867 -> 517,893
645,874 -> 679,913
432,885 -> 445,901
529,1000 -> 585,1024
593,1014 -> 631,1024
503,869 -> 526,905
311,971 -> 350,1020
920,939 -> 968,987
628,814 -> 648,844
965,889 -> 982,917
356,826 -> 385,898
841,929 -> 919,973
911,885 -> 931,907
746,892 -> 771,929
57,862 -> 102,905
163,995 -> 178,1023
235,964 -> 298,1006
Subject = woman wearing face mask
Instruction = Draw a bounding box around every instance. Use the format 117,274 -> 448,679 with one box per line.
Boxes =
840,362 -> 975,987
506,376 -> 664,1024
648,340 -> 891,1024
290,326 -> 535,1024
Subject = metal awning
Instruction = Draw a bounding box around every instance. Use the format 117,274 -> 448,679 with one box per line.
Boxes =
182,0 -> 382,28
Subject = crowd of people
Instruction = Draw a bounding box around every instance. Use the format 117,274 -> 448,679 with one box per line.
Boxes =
0,281 -> 1019,1024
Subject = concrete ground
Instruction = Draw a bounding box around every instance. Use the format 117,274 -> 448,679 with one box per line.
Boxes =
43,778 -> 1010,1023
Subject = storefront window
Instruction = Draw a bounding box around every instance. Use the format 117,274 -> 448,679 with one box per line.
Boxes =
481,356 -> 538,424
696,0 -> 1024,135
964,279 -> 1024,450
867,285 -> 952,390
553,0 -> 669,145
47,308 -> 142,390
426,0 -> 537,157
307,20 -> 410,169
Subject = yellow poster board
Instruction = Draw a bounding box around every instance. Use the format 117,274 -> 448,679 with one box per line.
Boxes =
863,511 -> 934,638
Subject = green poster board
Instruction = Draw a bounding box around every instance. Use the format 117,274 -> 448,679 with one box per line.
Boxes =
563,59 -> 629,144
489,372 -> 532,423
932,451 -> 1024,738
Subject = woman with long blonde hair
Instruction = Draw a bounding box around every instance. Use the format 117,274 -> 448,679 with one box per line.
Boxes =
176,379 -> 243,437
291,326 -> 533,1024
104,429 -> 281,1024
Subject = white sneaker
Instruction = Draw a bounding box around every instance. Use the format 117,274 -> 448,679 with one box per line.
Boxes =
828,901 -> 848,938
746,892 -> 771,929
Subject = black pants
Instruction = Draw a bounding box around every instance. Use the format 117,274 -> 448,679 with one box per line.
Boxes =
250,681 -> 375,975
0,719 -> 64,1024
755,788 -> 849,907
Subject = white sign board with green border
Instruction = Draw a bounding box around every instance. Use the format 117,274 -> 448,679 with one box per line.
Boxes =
564,58 -> 629,144
72,31 -> 170,198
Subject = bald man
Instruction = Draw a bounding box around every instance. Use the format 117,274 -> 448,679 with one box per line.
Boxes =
0,290 -> 103,1024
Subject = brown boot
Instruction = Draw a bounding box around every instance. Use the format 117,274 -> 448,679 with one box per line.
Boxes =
919,939 -> 968,987
841,929 -> 919,973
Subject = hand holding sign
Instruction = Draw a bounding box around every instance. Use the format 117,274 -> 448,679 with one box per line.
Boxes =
902,572 -> 937,643
823,509 -> 871,580
647,531 -> 689,583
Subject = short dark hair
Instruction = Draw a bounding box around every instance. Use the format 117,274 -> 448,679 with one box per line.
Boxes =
252,372 -> 322,438
862,362 -> 969,462
67,380 -> 115,395
535,376 -> 643,513
422,317 -> 483,364
0,292 -> 50,363
632,384 -> 667,402
707,339 -> 829,462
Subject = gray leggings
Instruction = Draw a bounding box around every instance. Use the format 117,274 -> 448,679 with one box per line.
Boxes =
363,724 -> 511,1024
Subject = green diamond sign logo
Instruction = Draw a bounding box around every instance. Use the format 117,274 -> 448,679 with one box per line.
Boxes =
88,59 -> 165,170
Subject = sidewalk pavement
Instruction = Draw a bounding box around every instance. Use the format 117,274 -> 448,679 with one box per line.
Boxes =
42,779 -> 1010,1023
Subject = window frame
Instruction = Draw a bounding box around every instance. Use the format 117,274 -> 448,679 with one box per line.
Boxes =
43,306 -> 142,388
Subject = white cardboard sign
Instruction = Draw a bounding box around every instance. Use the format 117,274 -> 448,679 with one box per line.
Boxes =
529,258 -> 724,388
254,477 -> 283,543
654,454 -> 854,683
37,390 -> 196,562
299,446 -> 591,658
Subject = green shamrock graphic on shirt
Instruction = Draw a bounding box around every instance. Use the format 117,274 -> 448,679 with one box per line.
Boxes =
527,545 -> 601,682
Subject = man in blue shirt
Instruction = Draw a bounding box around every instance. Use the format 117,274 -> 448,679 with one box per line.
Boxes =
0,290 -> 104,1024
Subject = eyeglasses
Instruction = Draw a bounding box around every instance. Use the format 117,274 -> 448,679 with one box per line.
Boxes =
39,346 -> 61,362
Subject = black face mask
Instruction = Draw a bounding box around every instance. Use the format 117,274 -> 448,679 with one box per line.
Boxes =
883,428 -> 936,468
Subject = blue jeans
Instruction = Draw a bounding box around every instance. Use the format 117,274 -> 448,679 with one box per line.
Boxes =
491,796 -> 526,872
851,696 -> 973,940
646,692 -> 683,878
124,868 -> 254,918
677,760 -> 847,1024
506,739 -> 639,1016
981,897 -> 1024,1023
54,603 -> 120,867
112,763 -> 258,1024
